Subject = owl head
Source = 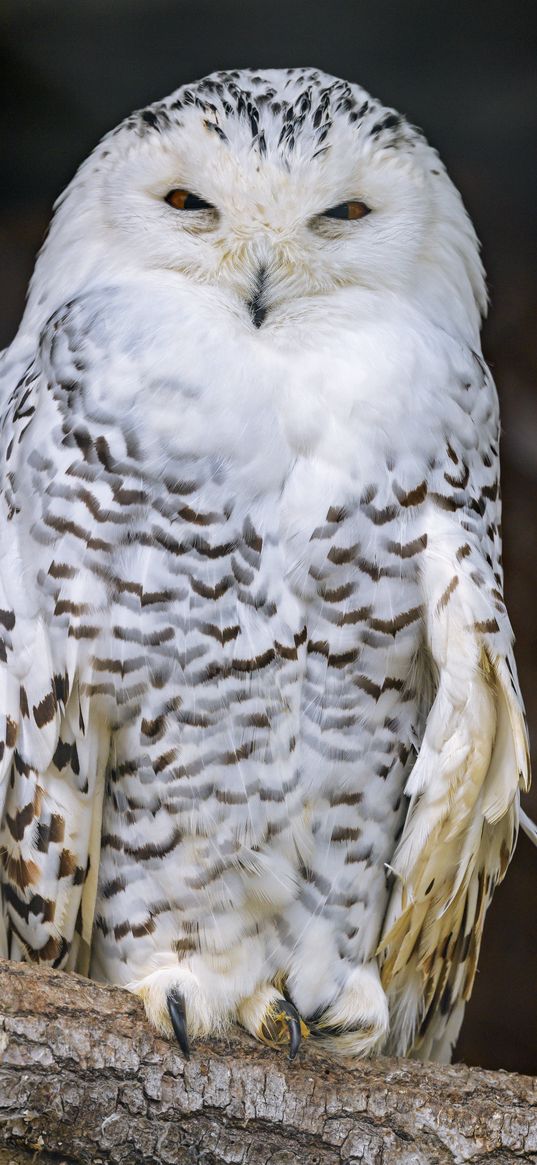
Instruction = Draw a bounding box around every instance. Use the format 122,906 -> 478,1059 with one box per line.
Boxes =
25,68 -> 486,344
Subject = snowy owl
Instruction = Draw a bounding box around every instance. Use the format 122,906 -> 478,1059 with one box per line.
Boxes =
0,67 -> 530,1065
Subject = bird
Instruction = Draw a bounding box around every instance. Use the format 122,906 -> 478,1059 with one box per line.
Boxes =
0,66 -> 531,1065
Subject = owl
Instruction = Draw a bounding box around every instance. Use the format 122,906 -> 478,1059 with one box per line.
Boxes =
0,67 -> 530,1065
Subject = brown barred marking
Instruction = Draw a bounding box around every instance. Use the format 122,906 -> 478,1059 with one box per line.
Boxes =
58,848 -> 78,878
5,801 -> 35,841
275,640 -> 299,660
153,749 -> 178,773
179,504 -> 222,526
1,851 -> 40,890
354,674 -> 382,699
220,741 -> 258,765
436,575 -> 459,614
101,876 -> 127,899
32,691 -> 57,728
74,487 -> 134,525
369,606 -> 422,634
132,918 -> 156,938
362,502 -> 399,525
91,657 -> 125,674
357,557 -> 400,581
83,681 -> 116,699
237,712 -> 270,729
141,714 -> 167,739
336,605 -> 371,626
109,485 -> 147,507
52,740 -> 73,771
45,514 -> 91,541
37,935 -> 69,964
232,648 -> 276,672
200,622 -> 240,644
393,480 -> 427,507
5,717 -> 18,748
54,600 -> 91,617
141,589 -> 175,606
215,788 -> 249,803
318,582 -> 355,603
197,538 -> 237,559
243,518 -> 263,552
259,786 -> 286,802
100,826 -> 184,861
232,557 -> 254,586
35,815 -> 65,852
328,790 -> 363,807
143,627 -> 174,646
456,543 -> 471,561
86,535 -> 114,552
444,465 -> 469,489
326,505 -> 347,523
68,624 -> 100,640
48,561 -> 76,579
386,534 -> 427,558
176,710 -> 211,728
191,575 -> 233,600
327,543 -> 359,565
163,476 -> 198,496
307,640 -> 360,668
113,577 -> 145,598
3,883 -> 55,924
331,825 -> 362,842
172,936 -> 198,954
474,618 -> 500,634
429,492 -> 461,512
360,484 -> 377,505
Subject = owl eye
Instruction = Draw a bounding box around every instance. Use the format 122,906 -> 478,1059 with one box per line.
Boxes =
322,201 -> 371,221
165,189 -> 214,211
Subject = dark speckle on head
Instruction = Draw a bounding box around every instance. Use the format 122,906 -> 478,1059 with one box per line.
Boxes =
116,66 -> 418,162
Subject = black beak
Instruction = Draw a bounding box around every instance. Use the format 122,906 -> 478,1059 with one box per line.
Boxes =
248,267 -> 268,329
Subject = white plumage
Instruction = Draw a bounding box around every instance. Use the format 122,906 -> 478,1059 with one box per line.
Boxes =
0,68 -> 529,1063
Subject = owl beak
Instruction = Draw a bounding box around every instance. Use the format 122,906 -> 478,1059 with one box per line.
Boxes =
247,266 -> 268,329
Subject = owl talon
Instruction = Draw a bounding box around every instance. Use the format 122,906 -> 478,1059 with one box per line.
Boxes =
167,990 -> 190,1059
260,996 -> 308,1058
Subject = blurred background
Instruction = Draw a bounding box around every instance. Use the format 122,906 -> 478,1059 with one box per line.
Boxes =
0,0 -> 536,1075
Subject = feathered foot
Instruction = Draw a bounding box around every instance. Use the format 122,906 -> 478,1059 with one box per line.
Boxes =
306,963 -> 389,1057
128,965 -> 235,1057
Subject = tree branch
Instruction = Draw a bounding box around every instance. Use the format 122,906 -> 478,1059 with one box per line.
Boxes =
0,959 -> 535,1164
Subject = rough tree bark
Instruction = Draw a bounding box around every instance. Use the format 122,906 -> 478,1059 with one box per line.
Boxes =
0,960 -> 535,1165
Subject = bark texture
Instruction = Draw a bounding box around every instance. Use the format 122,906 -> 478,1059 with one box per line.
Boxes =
0,959 -> 535,1165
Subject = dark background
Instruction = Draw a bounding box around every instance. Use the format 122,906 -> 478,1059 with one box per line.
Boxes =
1,0 -> 536,1075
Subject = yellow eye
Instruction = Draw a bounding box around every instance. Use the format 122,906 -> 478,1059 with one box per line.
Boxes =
165,189 -> 214,211
322,201 -> 371,221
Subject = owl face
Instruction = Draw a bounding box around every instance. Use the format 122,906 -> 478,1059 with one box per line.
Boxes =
31,68 -> 487,341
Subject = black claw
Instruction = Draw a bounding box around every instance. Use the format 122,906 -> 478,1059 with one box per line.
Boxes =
277,998 -> 303,1060
287,1016 -> 301,1060
167,990 -> 190,1060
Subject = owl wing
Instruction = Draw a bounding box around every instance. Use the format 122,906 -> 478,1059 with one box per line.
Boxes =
0,305 -> 111,973
378,353 -> 530,1063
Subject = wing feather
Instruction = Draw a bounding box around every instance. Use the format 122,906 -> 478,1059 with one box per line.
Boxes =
379,363 -> 530,1062
0,318 -> 109,968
